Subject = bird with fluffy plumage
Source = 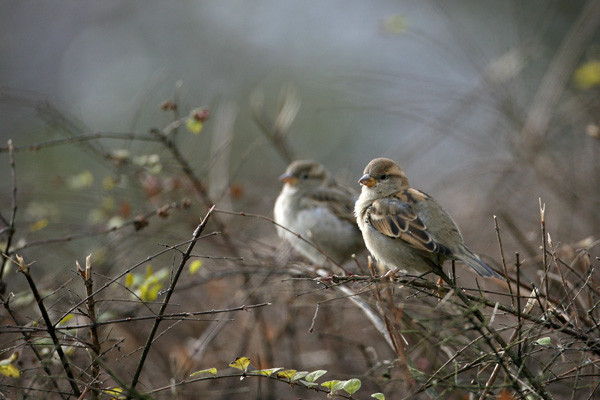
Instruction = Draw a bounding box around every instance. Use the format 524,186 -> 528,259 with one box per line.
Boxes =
355,157 -> 500,278
274,160 -> 366,266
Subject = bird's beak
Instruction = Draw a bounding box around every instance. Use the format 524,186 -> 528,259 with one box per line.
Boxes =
359,173 -> 376,187
279,172 -> 298,185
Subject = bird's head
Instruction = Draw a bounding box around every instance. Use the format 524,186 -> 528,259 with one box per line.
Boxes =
358,158 -> 409,194
279,160 -> 329,188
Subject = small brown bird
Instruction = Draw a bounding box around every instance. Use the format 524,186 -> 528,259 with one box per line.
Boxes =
355,158 -> 500,278
274,160 -> 365,265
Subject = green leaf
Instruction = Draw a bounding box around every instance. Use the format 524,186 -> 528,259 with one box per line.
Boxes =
190,368 -> 217,377
229,357 -> 251,372
253,367 -> 282,377
371,393 -> 385,400
535,337 -> 552,346
305,369 -> 327,383
291,371 -> 308,382
343,378 -> 362,394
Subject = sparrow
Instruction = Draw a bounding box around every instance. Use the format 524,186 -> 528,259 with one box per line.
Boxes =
274,160 -> 365,265
355,158 -> 500,278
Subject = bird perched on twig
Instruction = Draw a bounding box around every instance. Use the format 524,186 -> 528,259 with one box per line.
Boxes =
274,160 -> 365,266
355,157 -> 500,278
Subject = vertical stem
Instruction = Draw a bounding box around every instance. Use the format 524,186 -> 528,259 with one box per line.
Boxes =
19,262 -> 81,396
540,199 -> 549,309
516,252 -> 522,366
79,255 -> 101,399
494,215 -> 515,310
127,206 -> 214,398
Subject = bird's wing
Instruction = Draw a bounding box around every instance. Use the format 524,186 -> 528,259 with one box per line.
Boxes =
303,186 -> 357,225
368,189 -> 452,256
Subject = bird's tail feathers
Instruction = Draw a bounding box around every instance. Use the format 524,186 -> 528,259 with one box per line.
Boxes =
461,247 -> 501,278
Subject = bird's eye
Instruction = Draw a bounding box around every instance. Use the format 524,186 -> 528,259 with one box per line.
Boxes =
300,173 -> 309,179
380,174 -> 388,180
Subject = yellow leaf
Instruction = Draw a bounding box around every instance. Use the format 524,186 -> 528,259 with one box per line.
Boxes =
104,387 -> 125,400
189,260 -> 203,274
277,369 -> 297,380
8,352 -> 19,363
0,364 -> 20,378
146,282 -> 162,301
229,357 -> 251,372
146,265 -> 153,279
186,118 -> 203,135
29,218 -> 49,232
190,367 -> 217,377
574,60 -> 600,90
140,283 -> 149,301
125,273 -> 134,287
58,314 -> 74,325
